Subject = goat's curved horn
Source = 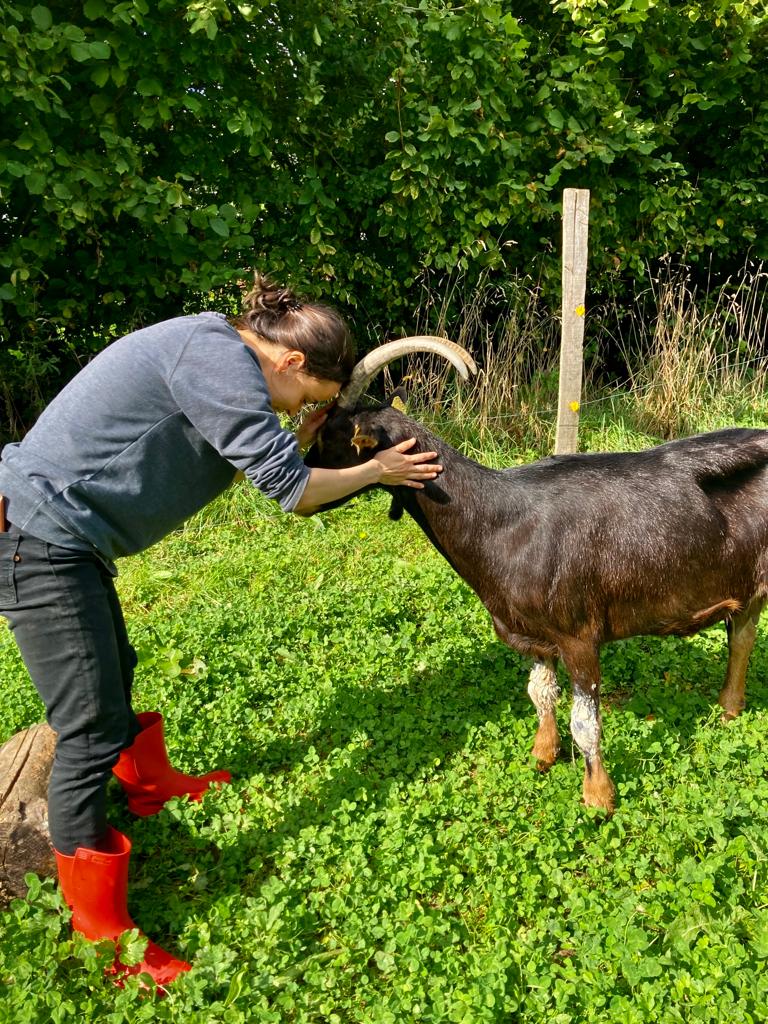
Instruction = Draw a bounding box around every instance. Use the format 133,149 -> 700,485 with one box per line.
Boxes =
337,335 -> 477,410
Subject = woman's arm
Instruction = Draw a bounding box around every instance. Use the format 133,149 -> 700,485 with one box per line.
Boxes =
293,438 -> 442,516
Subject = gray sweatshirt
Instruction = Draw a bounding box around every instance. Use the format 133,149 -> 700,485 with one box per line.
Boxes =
0,313 -> 310,566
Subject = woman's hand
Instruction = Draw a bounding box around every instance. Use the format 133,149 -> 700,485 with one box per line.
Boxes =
372,437 -> 442,487
295,407 -> 329,450
293,437 -> 442,516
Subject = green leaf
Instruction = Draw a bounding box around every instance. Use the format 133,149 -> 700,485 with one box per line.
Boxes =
62,23 -> 86,41
374,950 -> 396,974
89,40 -> 111,59
89,94 -> 110,116
30,5 -> 52,30
25,171 -> 46,194
91,65 -> 110,87
70,42 -> 91,62
136,78 -> 162,97
83,0 -> 108,18
209,217 -> 230,237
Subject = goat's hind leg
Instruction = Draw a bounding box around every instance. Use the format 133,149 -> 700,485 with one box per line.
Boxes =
528,658 -> 561,770
719,597 -> 766,720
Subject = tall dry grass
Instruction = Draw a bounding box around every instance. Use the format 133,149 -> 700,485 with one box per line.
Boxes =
383,272 -> 563,455
614,258 -> 768,438
391,260 -> 768,456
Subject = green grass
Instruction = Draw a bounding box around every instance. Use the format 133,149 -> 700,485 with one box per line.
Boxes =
4,417 -> 768,1022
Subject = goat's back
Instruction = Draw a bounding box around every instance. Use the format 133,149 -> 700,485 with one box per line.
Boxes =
482,429 -> 768,643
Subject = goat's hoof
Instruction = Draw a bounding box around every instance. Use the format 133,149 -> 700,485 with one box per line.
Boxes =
582,800 -> 615,818
581,794 -> 615,818
531,744 -> 560,772
582,777 -> 616,817
531,731 -> 561,771
719,703 -> 743,723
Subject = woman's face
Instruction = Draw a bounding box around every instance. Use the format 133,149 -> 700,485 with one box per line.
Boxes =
270,353 -> 340,416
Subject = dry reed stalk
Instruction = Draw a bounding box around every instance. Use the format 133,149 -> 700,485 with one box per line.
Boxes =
376,260 -> 768,451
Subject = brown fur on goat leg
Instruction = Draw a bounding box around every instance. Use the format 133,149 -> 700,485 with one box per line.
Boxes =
562,642 -> 616,814
719,598 -> 767,720
527,659 -> 562,769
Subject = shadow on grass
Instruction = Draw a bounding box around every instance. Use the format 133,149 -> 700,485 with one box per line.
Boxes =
117,621 -> 768,951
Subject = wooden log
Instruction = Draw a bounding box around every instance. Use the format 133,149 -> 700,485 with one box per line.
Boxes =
0,723 -> 57,906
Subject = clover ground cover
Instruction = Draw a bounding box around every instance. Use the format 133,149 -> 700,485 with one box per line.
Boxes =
2,481 -> 768,1022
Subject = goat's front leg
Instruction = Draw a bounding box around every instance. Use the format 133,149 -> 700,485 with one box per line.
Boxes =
562,644 -> 615,813
527,658 -> 561,770
719,597 -> 765,720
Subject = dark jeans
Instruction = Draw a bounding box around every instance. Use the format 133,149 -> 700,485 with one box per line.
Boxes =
0,526 -> 141,854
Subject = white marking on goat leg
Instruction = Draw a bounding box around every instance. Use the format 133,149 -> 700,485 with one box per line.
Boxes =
527,660 -> 560,721
570,690 -> 601,762
528,660 -> 561,768
572,691 -> 615,812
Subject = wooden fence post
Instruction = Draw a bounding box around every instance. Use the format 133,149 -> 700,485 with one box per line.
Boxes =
554,188 -> 590,455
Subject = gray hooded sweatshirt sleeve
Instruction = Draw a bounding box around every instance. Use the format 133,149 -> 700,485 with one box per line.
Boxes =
0,313 -> 310,564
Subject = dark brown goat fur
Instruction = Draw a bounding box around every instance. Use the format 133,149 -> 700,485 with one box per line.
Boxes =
305,400 -> 768,811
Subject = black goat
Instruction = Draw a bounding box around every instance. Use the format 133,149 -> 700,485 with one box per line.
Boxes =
306,397 -> 768,811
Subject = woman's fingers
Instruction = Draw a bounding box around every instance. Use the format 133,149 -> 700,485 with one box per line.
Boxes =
374,438 -> 443,488
394,437 -> 417,452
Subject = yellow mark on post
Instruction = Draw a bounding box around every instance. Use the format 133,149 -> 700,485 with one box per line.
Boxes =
569,400 -> 580,413
574,304 -> 585,317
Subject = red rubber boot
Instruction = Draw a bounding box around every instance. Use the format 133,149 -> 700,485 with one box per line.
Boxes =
55,827 -> 190,986
113,712 -> 231,816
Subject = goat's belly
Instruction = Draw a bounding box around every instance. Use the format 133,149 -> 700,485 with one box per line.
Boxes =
489,612 -> 559,659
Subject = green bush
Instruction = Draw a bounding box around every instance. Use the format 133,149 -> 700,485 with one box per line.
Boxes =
2,0 -> 767,434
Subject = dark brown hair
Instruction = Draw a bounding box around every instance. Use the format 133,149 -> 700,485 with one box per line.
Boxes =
231,273 -> 356,384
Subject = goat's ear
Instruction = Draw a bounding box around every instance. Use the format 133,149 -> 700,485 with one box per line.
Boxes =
387,386 -> 408,414
350,421 -> 379,457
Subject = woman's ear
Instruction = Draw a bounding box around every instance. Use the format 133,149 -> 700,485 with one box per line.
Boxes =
276,349 -> 307,373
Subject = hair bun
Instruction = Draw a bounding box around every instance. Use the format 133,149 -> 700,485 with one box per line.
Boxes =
243,272 -> 302,318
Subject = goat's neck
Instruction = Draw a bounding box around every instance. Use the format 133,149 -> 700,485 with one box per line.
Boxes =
385,424 -> 512,574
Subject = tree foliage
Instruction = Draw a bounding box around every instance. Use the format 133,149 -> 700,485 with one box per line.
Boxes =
1,0 -> 767,436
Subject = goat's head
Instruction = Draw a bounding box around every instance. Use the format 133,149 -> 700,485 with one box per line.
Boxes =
304,336 -> 476,509
305,394 -> 410,472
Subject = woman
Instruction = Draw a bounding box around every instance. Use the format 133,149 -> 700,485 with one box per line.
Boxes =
0,275 -> 441,986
